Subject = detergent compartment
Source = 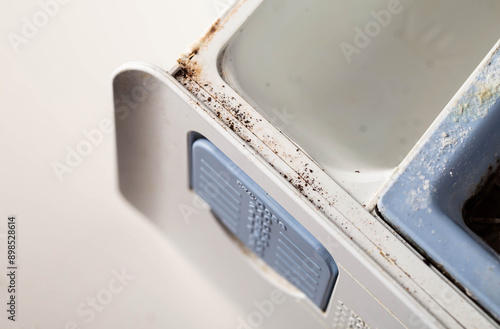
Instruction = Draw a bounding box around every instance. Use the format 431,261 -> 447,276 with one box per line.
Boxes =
220,0 -> 500,192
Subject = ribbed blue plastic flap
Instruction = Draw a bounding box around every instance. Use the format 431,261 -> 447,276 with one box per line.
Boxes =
191,138 -> 338,310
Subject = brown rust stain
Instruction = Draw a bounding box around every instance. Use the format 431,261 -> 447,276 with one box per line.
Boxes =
177,16 -> 221,79
178,0 -> 253,81
201,18 -> 221,46
177,0 -> 249,77
379,250 -> 397,266
183,60 -> 203,79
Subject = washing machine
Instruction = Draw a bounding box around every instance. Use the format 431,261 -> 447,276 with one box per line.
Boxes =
113,0 -> 500,327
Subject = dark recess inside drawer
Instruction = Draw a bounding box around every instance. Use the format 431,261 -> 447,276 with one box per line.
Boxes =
463,165 -> 500,255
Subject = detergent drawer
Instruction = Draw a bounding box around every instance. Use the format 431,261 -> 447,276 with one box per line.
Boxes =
114,0 -> 500,327
114,66 -> 430,329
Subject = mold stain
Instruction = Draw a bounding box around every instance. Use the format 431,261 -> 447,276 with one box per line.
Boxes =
450,46 -> 500,123
173,8 -> 343,215
410,44 -> 500,195
175,69 -> 339,220
177,0 -> 250,76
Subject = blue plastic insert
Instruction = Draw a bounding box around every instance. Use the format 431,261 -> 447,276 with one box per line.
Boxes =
378,50 -> 500,321
190,138 -> 338,310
